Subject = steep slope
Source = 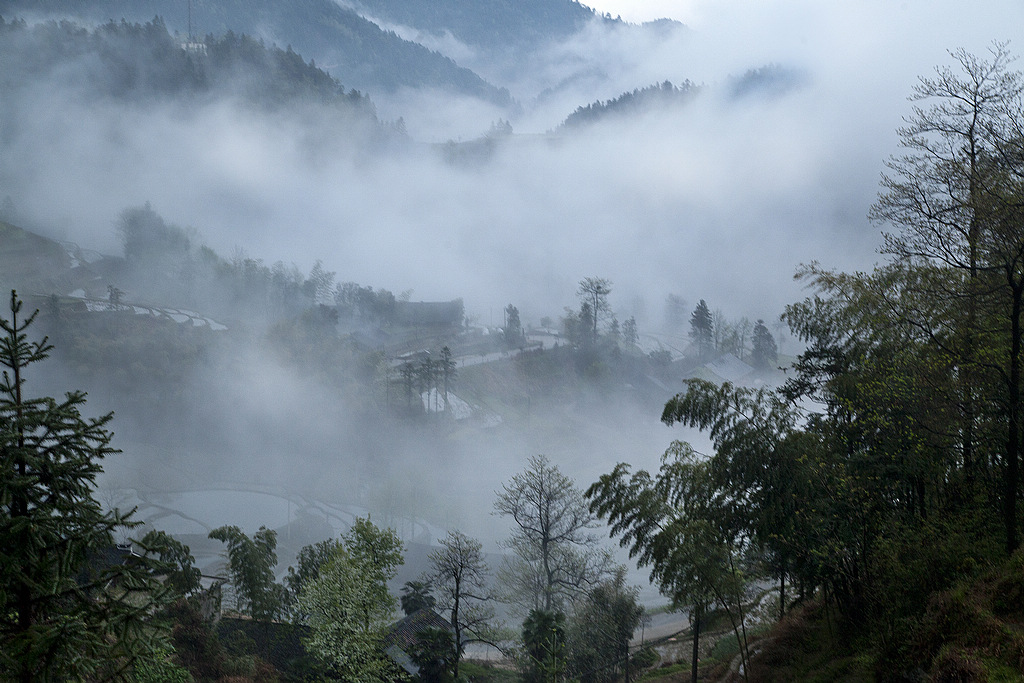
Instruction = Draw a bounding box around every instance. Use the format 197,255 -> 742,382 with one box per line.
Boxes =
0,16 -> 377,114
345,0 -> 597,50
0,0 -> 514,105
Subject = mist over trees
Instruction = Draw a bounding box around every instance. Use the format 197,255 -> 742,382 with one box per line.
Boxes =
494,455 -> 612,615
0,16 -> 377,114
0,293 -> 174,681
2,0 -> 515,103
589,43 -> 1024,680
2,0 -> 1023,677
561,80 -> 700,129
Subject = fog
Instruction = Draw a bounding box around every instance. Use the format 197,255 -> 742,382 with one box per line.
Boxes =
3,0 -> 1022,580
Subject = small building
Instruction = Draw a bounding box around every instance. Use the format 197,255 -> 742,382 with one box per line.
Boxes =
383,608 -> 455,678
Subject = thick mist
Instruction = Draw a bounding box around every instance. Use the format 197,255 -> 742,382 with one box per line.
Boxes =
3,0 -> 1022,578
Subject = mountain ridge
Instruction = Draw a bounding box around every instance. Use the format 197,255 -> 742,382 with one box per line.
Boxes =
0,0 -> 516,105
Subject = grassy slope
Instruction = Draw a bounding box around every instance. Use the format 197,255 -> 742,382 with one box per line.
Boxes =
635,549 -> 1024,682
748,552 -> 1023,681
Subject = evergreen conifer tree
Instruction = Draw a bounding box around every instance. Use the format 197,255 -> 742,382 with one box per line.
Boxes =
0,291 -> 170,681
689,299 -> 714,360
750,319 -> 778,370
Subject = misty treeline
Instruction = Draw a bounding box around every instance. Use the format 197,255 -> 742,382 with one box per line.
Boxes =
348,0 -> 597,50
561,80 -> 700,129
1,294 -> 645,681
558,278 -> 778,375
0,15 -> 377,116
113,202 -> 407,328
559,65 -> 805,131
589,44 -> 1024,680
4,0 -> 517,103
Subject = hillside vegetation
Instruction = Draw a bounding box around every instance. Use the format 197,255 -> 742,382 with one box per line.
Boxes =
1,0 -> 515,103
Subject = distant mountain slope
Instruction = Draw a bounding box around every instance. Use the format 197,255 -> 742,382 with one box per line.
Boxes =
345,0 -> 597,49
0,0 -> 514,105
0,16 -> 377,114
559,80 -> 701,129
727,64 -> 808,101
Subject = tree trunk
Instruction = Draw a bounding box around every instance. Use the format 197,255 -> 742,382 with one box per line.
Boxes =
690,604 -> 701,683
779,567 -> 786,622
1005,279 -> 1022,554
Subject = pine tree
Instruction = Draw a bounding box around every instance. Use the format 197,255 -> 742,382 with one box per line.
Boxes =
689,299 -> 714,360
750,319 -> 778,370
0,291 -> 170,682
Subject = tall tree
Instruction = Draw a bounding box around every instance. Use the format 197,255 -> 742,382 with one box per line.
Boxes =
567,568 -> 644,683
578,277 -> 613,339
286,538 -> 341,621
689,299 -> 714,360
504,304 -> 525,349
0,291 -> 171,681
208,525 -> 287,622
623,315 -> 639,348
139,529 -> 202,598
869,42 -> 1024,552
439,345 -> 457,412
427,530 -> 495,680
400,360 -> 417,412
522,609 -> 567,683
296,518 -> 403,682
494,455 -> 611,614
587,441 -> 757,682
750,319 -> 778,370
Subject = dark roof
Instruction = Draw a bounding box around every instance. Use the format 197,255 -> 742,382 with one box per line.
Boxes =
383,608 -> 454,652
383,609 -> 454,677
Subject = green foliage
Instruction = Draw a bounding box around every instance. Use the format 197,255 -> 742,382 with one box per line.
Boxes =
296,517 -> 404,682
566,569 -> 644,682
409,626 -> 458,683
1,0 -> 512,104
0,290 -> 173,681
209,525 -> 287,622
562,81 -> 700,129
286,537 -> 341,620
750,318 -> 778,370
504,304 -> 525,349
400,580 -> 436,616
0,15 -> 378,110
132,645 -> 192,683
689,299 -> 714,359
140,529 -> 202,597
521,609 -> 567,683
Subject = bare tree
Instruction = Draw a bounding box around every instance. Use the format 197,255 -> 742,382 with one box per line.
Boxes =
427,531 -> 495,679
577,277 -> 612,339
494,455 -> 611,614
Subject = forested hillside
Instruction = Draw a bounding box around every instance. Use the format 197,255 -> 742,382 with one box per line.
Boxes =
347,0 -> 598,49
588,45 -> 1024,681
0,0 -> 515,103
0,16 -> 376,113
1,0 -> 1021,679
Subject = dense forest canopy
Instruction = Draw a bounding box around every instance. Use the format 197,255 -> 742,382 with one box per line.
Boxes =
0,0 -> 516,103
0,16 -> 375,112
